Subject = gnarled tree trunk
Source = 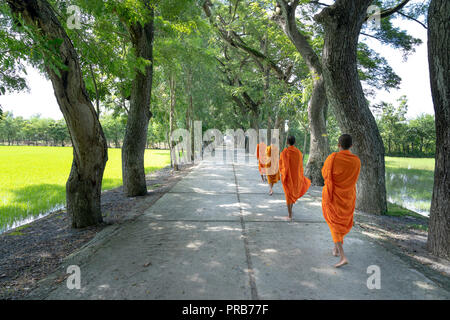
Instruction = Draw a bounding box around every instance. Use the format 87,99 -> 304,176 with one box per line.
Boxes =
122,7 -> 154,197
7,0 -> 108,228
427,0 -> 450,258
315,0 -> 387,215
305,77 -> 329,185
275,0 -> 329,186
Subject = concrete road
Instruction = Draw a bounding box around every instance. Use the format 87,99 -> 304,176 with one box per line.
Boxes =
31,148 -> 450,299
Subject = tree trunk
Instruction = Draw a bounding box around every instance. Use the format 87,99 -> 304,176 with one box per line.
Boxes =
279,119 -> 286,150
186,68 -> 194,161
427,0 -> 450,258
275,0 -> 329,186
7,0 -> 108,227
315,0 -> 387,215
169,73 -> 178,170
122,8 -> 154,197
302,126 -> 308,155
304,77 -> 328,185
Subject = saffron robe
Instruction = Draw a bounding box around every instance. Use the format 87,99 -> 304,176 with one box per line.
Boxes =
266,145 -> 280,184
322,149 -> 361,243
279,145 -> 311,204
256,143 -> 268,175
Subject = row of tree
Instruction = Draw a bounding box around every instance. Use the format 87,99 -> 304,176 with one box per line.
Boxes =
0,112 -> 169,148
0,0 -> 448,257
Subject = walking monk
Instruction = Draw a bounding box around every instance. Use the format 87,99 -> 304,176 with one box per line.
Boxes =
256,140 -> 268,182
322,134 -> 361,268
279,136 -> 311,220
266,138 -> 280,196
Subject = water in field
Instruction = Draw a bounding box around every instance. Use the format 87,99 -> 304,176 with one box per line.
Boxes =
385,157 -> 434,217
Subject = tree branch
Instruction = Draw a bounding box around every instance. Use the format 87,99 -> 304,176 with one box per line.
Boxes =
397,10 -> 427,29
380,0 -> 411,19
202,0 -> 289,82
364,0 -> 411,21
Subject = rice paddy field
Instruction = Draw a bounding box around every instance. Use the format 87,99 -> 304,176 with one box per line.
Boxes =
0,146 -> 170,232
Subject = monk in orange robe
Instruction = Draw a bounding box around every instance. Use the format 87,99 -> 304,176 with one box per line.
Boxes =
322,134 -> 361,268
266,138 -> 280,196
256,141 -> 268,182
279,135 -> 311,220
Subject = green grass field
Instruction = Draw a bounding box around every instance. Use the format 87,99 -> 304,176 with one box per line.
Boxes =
0,146 -> 170,231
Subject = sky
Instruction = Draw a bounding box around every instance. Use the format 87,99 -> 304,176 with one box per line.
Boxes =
0,2 -> 434,121
364,15 -> 433,120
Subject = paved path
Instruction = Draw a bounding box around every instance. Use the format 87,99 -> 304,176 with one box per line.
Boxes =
34,148 -> 449,299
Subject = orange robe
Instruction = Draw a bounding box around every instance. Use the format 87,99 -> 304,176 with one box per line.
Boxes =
256,143 -> 268,175
322,150 -> 361,243
279,145 -> 311,204
266,145 -> 280,184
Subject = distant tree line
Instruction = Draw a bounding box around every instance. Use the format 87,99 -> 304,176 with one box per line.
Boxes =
374,96 -> 436,157
0,112 -> 169,149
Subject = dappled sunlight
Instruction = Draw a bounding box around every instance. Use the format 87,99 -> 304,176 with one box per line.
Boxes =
361,231 -> 386,240
343,237 -> 364,245
240,210 -> 253,217
190,187 -> 218,194
147,222 -> 164,230
261,248 -> 278,253
39,252 -> 52,258
267,199 -> 285,204
205,260 -> 222,268
218,202 -> 241,209
187,273 -> 206,284
204,225 -> 241,232
239,202 -> 252,209
174,222 -> 197,230
413,281 -> 436,290
98,284 -> 111,290
273,215 -> 291,220
186,240 -> 204,250
300,281 -> 317,289
310,266 -> 339,276
307,202 -> 322,207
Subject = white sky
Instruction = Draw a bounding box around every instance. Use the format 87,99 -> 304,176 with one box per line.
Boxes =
0,2 -> 433,121
364,15 -> 433,120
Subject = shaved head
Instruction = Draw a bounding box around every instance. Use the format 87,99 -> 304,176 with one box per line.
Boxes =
338,134 -> 352,150
287,135 -> 296,146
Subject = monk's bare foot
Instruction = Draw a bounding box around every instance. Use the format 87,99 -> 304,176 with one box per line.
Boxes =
334,258 -> 348,268
332,247 -> 339,257
269,190 -> 273,196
